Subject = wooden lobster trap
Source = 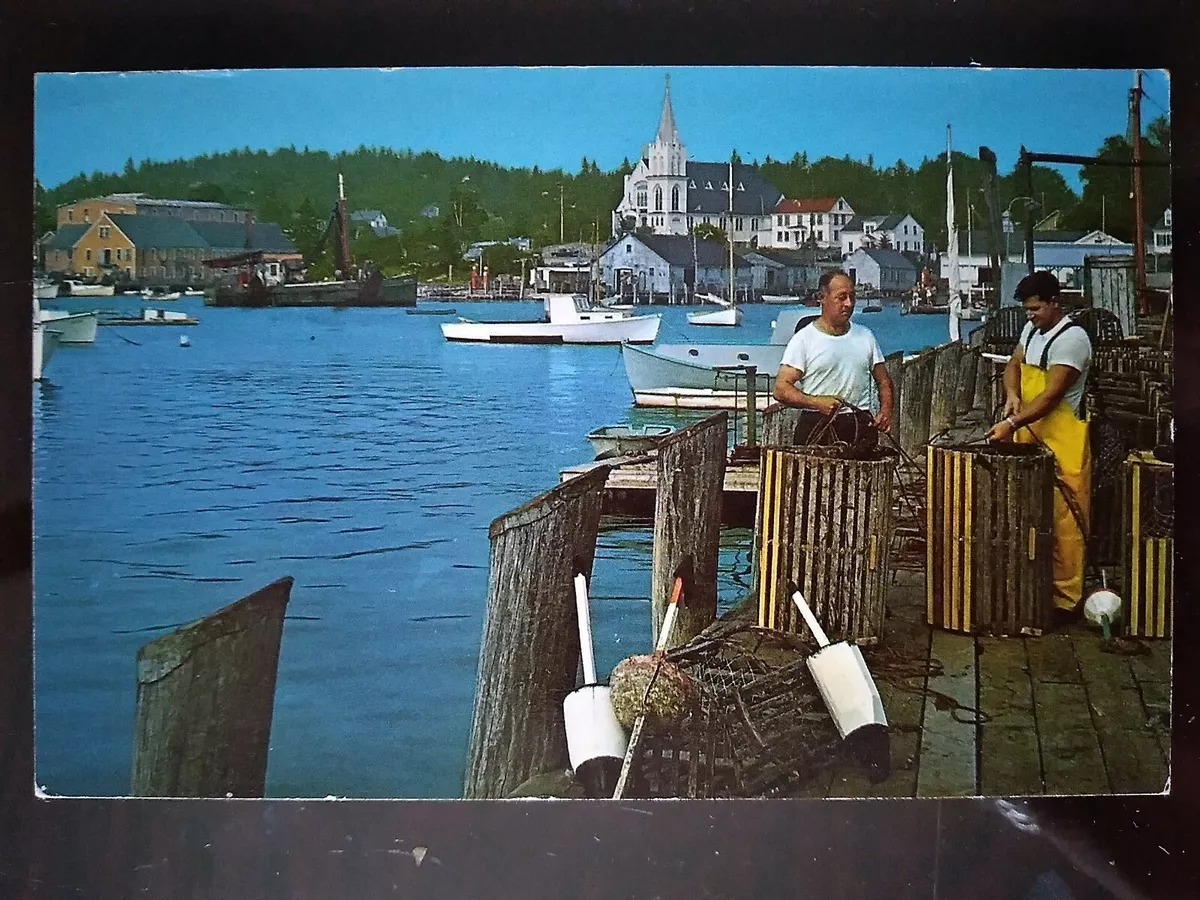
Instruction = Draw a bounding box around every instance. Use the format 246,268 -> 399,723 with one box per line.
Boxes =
755,446 -> 896,645
926,442 -> 1056,635
1123,451 -> 1174,638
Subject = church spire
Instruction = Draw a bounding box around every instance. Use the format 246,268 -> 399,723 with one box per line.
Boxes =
656,73 -> 679,145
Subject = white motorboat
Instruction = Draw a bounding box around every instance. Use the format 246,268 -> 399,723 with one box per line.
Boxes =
142,288 -> 182,301
441,294 -> 661,345
621,309 -> 815,408
586,424 -> 676,460
33,322 -> 62,381
687,293 -> 744,327
37,308 -> 98,344
62,279 -> 115,296
34,277 -> 59,299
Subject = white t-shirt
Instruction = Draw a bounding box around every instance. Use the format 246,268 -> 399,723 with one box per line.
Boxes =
780,321 -> 885,412
1018,317 -> 1092,417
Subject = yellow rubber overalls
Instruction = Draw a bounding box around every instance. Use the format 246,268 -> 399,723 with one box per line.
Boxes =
1013,323 -> 1092,610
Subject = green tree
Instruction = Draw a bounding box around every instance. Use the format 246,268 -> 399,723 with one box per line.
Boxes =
691,223 -> 727,245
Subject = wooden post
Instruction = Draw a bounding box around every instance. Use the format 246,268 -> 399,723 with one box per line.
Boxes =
973,352 -> 993,415
761,403 -> 804,447
651,413 -> 728,648
929,340 -> 964,437
463,466 -> 610,799
956,347 -> 979,416
130,576 -> 293,798
883,350 -> 904,424
898,347 -> 937,460
744,366 -> 758,446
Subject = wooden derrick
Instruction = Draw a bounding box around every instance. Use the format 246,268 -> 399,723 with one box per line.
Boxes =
1123,452 -> 1173,638
756,447 -> 895,644
463,466 -> 609,799
926,443 -> 1054,635
130,576 -> 293,798
929,341 -> 964,437
651,412 -> 728,647
897,348 -> 937,460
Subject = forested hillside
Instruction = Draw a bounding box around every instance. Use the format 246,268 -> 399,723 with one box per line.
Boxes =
34,116 -> 1168,280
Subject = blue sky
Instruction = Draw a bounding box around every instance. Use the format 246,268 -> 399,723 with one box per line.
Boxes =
34,67 -> 1170,191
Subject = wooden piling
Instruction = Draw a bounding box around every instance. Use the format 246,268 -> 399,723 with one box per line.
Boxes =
929,341 -> 964,437
956,347 -> 979,416
761,403 -> 804,447
651,413 -> 728,648
130,576 -> 293,798
898,348 -> 937,460
463,466 -> 610,799
884,350 -> 905,422
974,352 -> 996,417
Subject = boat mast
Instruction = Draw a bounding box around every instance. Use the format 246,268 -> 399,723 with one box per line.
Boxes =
945,125 -> 962,342
728,156 -> 735,305
336,173 -> 352,279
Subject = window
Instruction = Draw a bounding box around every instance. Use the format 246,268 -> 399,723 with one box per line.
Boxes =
650,268 -> 655,277
67,211 -> 74,222
655,187 -> 662,211
849,241 -> 854,252
99,226 -> 110,239
777,231 -> 784,242
85,248 -> 92,261
752,218 -> 758,230
818,230 -> 824,241
671,185 -> 679,212
703,216 -> 710,225
83,209 -> 90,222
626,244 -> 632,253
705,181 -> 713,190
904,241 -> 909,251
736,218 -> 744,231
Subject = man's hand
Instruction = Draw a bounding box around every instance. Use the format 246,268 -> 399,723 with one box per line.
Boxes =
986,417 -> 1017,443
874,408 -> 894,433
1001,394 -> 1022,419
810,395 -> 842,417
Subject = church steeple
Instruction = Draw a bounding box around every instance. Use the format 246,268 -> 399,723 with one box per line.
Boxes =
656,74 -> 680,145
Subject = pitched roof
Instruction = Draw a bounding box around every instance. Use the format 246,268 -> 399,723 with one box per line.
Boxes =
633,234 -> 748,268
845,214 -> 911,232
189,220 -> 298,253
850,248 -> 917,271
1153,208 -> 1171,230
684,162 -> 782,216
45,224 -> 89,249
351,209 -> 384,221
106,214 -> 210,248
776,197 -> 840,215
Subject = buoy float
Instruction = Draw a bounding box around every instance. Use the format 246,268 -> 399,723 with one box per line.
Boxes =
179,335 -> 191,347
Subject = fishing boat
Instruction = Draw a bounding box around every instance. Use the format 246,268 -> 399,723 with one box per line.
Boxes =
441,294 -> 660,345
35,305 -> 98,344
33,322 -> 62,381
586,424 -> 676,460
142,287 -> 182,301
761,293 -> 798,305
61,279 -> 114,297
687,293 -> 743,327
620,309 -> 812,408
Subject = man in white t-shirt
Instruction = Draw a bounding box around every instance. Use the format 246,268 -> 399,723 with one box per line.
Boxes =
772,271 -> 895,450
986,270 -> 1093,620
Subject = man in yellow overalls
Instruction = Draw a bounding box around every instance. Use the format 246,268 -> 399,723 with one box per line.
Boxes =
986,271 -> 1093,626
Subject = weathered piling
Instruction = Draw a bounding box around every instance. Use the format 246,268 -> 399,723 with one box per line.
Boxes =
761,403 -> 804,447
463,466 -> 610,799
926,443 -> 1055,635
897,348 -> 937,460
1123,451 -> 1174,638
956,347 -> 979,416
929,341 -> 964,436
883,350 -> 905,420
130,576 -> 293,798
974,352 -> 998,419
756,447 -> 895,644
651,413 -> 728,648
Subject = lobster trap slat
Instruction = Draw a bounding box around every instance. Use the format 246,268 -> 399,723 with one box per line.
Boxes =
1123,452 -> 1173,639
755,447 -> 895,644
927,443 -> 1055,635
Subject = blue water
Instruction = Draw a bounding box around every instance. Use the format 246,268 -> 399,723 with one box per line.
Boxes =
33,297 -> 976,798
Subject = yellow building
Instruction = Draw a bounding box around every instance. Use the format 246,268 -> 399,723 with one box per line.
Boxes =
55,197 -> 137,227
56,193 -> 249,227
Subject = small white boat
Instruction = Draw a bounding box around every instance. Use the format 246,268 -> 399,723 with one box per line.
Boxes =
34,277 -> 59,299
761,293 -> 798,305
37,308 -> 98,344
62,279 -> 115,297
441,294 -> 661,345
586,424 -> 676,460
182,287 -> 205,296
33,323 -> 62,381
687,292 -> 743,327
142,288 -> 182,301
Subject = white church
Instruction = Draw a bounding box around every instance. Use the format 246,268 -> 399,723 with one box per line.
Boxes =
611,77 -> 786,249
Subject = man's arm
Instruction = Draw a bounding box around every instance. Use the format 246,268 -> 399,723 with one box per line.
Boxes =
773,364 -> 841,416
986,363 -> 1080,441
871,361 -> 894,432
1001,342 -> 1025,418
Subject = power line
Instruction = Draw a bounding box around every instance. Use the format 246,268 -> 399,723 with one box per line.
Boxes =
1140,87 -> 1170,121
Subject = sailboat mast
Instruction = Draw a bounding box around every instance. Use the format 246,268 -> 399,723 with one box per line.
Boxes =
728,157 -> 735,304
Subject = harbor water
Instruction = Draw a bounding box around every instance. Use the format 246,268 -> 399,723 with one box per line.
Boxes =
33,296 -> 979,798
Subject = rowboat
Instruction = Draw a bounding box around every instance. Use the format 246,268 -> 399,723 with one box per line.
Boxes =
586,424 -> 676,460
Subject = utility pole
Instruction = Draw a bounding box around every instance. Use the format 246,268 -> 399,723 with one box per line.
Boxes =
1131,69 -> 1147,313
559,183 -> 565,244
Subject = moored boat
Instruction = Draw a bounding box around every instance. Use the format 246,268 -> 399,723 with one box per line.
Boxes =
687,294 -> 744,327
442,294 -> 660,345
37,308 -> 98,344
586,424 -> 676,460
34,277 -> 59,299
33,323 -> 62,381
62,279 -> 115,297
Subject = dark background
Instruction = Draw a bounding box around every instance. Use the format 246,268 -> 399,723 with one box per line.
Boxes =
3,2 -> 1197,897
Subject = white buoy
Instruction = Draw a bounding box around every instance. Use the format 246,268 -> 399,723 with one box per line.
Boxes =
1084,571 -> 1122,632
179,335 -> 191,347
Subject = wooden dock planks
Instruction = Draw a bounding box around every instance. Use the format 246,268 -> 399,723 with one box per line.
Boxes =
916,630 -> 978,797
976,636 -> 1043,796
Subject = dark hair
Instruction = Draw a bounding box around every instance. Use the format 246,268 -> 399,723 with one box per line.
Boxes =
818,270 -> 851,293
1014,270 -> 1062,304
